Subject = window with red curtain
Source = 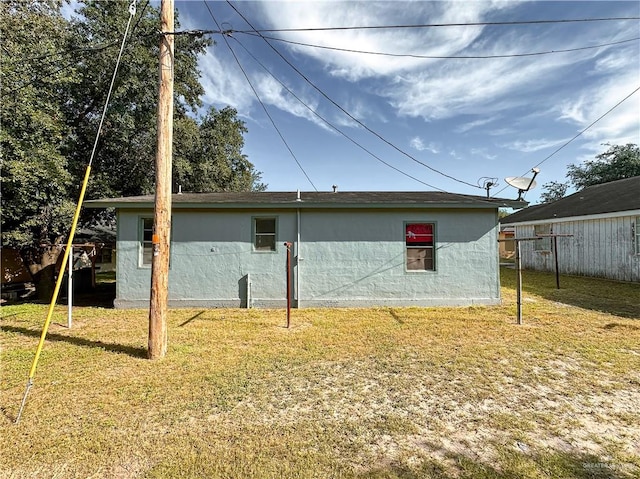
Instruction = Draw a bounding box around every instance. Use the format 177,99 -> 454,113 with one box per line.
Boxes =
406,223 -> 435,271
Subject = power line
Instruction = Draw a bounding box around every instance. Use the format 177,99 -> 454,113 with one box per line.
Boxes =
492,85 -> 640,198
239,33 -> 640,60
203,1 -> 318,191
229,34 -> 443,191
233,17 -> 640,34
225,1 -> 482,191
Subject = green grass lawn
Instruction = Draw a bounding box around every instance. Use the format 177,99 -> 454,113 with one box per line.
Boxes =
1,268 -> 639,478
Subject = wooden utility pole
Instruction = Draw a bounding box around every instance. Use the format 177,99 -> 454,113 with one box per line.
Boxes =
148,0 -> 174,359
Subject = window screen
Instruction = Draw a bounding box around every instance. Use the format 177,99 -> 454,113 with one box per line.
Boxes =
534,224 -> 551,251
254,217 -> 276,252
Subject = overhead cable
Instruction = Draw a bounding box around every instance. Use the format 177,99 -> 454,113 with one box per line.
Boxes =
233,17 -> 640,34
229,34 -> 443,191
203,1 -> 318,191
239,33 -> 640,60
225,1 -> 482,190
492,85 -> 640,198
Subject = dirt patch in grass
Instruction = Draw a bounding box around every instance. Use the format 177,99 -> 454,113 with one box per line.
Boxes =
1,271 -> 639,478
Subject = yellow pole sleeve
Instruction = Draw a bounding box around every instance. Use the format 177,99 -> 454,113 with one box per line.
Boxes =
27,165 -> 92,379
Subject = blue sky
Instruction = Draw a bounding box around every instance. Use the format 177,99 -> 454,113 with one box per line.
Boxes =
175,0 -> 640,203
69,1 -> 640,203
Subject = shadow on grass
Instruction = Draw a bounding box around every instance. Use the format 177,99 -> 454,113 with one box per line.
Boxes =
0,325 -> 147,359
501,267 -> 640,319
3,282 -> 116,309
358,450 -> 635,479
179,310 -> 206,327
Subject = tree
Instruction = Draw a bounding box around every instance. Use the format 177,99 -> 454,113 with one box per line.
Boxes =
0,0 -> 77,299
1,0 -> 265,299
498,209 -> 510,219
62,0 -> 211,201
173,107 -> 267,193
539,181 -> 568,204
566,143 -> 640,190
537,143 -> 639,205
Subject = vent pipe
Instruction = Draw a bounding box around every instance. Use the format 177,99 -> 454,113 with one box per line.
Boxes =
332,185 -> 338,193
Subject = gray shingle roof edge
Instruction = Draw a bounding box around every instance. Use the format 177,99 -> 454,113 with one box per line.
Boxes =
501,176 -> 640,224
85,191 -> 526,210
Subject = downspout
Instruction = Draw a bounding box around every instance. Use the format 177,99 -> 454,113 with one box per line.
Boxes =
296,190 -> 302,308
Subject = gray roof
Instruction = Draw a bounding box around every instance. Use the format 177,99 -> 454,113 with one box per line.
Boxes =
502,176 -> 640,224
85,191 -> 525,210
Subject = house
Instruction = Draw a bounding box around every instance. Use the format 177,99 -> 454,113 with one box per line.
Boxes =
501,176 -> 640,282
85,191 -> 524,308
498,226 -> 515,261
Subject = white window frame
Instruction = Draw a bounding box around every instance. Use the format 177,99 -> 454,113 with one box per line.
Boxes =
634,217 -> 640,255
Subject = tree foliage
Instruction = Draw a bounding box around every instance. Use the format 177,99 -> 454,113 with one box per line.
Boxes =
1,0 -> 75,248
539,181 -> 568,204
174,107 -> 266,193
566,143 -> 640,190
62,0 -> 212,200
1,0 -> 265,296
539,143 -> 639,204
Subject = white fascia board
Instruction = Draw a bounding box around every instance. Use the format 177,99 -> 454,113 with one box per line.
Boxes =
502,209 -> 640,227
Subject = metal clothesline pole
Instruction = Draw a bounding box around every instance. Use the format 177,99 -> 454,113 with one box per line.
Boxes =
498,233 -> 573,325
68,246 -> 73,329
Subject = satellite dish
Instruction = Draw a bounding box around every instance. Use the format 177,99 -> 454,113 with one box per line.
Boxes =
504,168 -> 540,200
505,176 -> 537,189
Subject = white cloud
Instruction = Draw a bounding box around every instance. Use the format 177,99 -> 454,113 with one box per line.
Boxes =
253,75 -> 331,130
386,38 -> 608,121
192,0 -> 638,152
502,138 -> 569,153
200,51 -> 254,113
470,148 -> 497,160
555,69 -> 640,145
449,149 -> 462,160
488,127 -> 516,137
256,1 -> 518,81
593,47 -> 638,73
410,137 -> 440,153
455,117 -> 497,133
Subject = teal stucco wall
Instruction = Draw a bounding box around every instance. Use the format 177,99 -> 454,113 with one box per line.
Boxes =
114,207 -> 500,308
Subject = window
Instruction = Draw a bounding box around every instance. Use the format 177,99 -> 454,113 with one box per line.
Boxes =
253,217 -> 277,252
140,217 -> 154,266
406,223 -> 435,271
534,224 -> 552,252
98,247 -> 113,264
635,217 -> 640,255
